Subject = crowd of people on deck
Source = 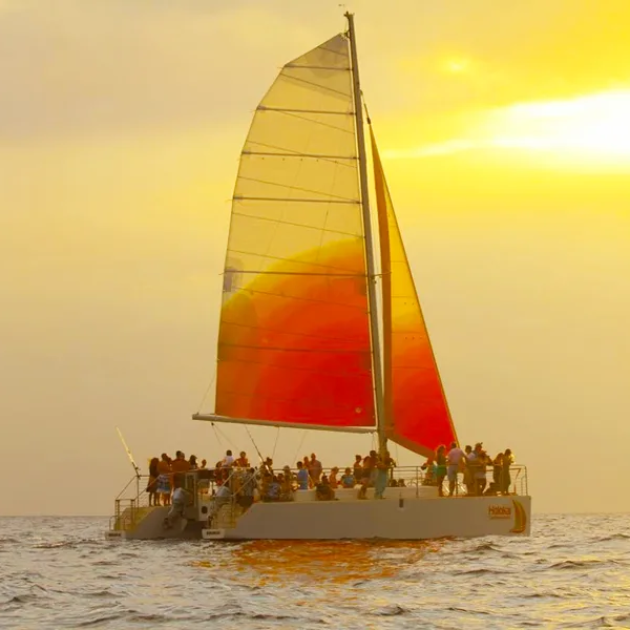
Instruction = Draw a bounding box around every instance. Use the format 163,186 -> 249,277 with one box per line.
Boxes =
421,442 -> 514,497
146,442 -> 516,510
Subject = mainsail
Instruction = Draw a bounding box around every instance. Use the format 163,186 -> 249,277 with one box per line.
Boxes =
370,128 -> 458,457
209,34 -> 376,430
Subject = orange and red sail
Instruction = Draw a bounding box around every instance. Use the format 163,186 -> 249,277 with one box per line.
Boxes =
214,35 -> 375,428
210,31 -> 457,453
370,128 -> 457,457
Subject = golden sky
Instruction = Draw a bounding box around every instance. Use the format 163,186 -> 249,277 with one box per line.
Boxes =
1,0 -> 629,515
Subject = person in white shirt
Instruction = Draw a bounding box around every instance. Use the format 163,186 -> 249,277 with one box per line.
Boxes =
163,475 -> 188,530
223,450 -> 235,467
446,441 -> 465,497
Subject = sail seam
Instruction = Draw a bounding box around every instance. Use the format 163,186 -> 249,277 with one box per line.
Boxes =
278,109 -> 355,134
231,211 -> 361,237
224,389 -> 365,404
284,64 -> 350,71
232,270 -> 366,277
258,106 -> 353,116
221,319 -> 368,342
237,175 -> 358,202
243,151 -> 357,160
233,196 -> 359,205
219,342 -> 369,355
217,355 -> 370,377
227,248 -> 364,273
277,73 -> 349,97
310,44 -> 347,58
221,284 -> 366,309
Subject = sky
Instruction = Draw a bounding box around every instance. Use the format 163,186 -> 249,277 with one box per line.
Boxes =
1,0 -> 629,516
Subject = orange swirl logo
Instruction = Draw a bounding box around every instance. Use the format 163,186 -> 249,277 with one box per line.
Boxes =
510,499 -> 527,534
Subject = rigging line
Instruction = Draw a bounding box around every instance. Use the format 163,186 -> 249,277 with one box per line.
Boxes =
211,422 -> 223,449
361,92 -> 372,126
195,370 -> 216,414
213,423 -> 237,450
271,426 -> 280,461
244,424 -> 265,466
293,430 -> 308,464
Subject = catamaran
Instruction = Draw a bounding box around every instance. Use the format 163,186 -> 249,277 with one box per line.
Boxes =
106,13 -> 531,541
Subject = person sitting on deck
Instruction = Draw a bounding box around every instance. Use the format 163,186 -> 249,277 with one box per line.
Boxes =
265,475 -> 281,502
235,451 -> 249,467
296,461 -> 309,489
341,468 -> 355,488
163,474 -> 188,530
329,467 -> 340,489
261,457 -> 274,476
279,468 -> 295,501
315,474 -> 335,501
421,456 -> 436,486
222,450 -> 235,467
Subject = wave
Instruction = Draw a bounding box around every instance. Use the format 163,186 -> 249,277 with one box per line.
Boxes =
548,559 -> 610,570
373,605 -> 408,616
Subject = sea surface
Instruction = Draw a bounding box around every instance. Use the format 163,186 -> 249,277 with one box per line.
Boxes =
1,514 -> 629,629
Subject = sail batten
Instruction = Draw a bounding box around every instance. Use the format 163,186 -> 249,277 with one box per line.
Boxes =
371,127 -> 457,457
213,33 -> 376,430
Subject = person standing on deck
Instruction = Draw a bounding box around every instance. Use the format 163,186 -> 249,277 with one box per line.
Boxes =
296,461 -> 309,490
309,453 -> 322,484
501,448 -> 513,495
446,442 -> 465,497
435,445 -> 447,497
163,474 -> 188,530
374,451 -> 395,499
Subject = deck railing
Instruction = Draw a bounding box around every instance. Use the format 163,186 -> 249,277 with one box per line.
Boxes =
109,464 -> 528,532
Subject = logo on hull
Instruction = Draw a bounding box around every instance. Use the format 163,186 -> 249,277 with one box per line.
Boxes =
487,500 -> 527,534
510,499 -> 527,534
488,505 -> 511,519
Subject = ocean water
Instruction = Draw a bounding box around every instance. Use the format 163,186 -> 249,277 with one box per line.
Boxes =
1,514 -> 629,629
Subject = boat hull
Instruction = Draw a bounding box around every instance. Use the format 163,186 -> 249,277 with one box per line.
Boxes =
108,494 -> 531,541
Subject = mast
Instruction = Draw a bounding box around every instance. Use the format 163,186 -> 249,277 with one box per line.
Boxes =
345,12 -> 388,457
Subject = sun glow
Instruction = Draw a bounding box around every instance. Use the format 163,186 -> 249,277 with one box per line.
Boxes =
384,89 -> 630,168
444,57 -> 471,74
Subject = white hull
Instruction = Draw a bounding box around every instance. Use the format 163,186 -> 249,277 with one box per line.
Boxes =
107,487 -> 531,541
